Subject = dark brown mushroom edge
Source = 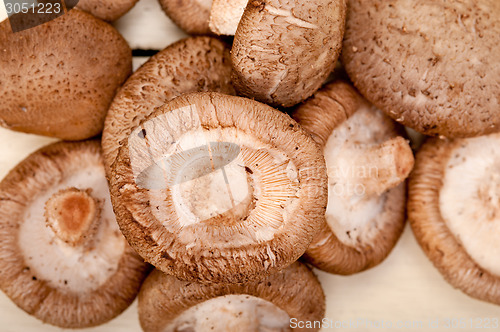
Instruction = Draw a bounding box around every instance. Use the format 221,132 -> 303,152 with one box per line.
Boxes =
139,262 -> 325,332
109,92 -> 328,284
0,9 -> 132,140
409,134 -> 500,305
102,36 -> 234,173
0,140 -> 149,328
293,81 -> 414,275
77,0 -> 138,21
158,0 -> 213,35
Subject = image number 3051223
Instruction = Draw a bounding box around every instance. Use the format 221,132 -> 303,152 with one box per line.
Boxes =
4,0 -> 79,32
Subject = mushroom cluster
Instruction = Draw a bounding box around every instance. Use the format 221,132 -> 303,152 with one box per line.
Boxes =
0,0 -> 499,329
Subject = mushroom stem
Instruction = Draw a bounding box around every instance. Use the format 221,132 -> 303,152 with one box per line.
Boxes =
333,137 -> 414,196
45,188 -> 101,247
209,0 -> 247,35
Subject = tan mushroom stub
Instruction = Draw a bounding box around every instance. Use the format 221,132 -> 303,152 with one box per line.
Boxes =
109,92 -> 328,284
139,262 -> 325,332
294,81 -> 414,275
0,9 -> 132,140
0,140 -> 149,328
102,36 -> 234,173
409,134 -> 500,305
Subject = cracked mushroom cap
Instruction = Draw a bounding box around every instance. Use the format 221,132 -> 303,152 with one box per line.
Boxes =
138,262 -> 325,332
102,36 -> 234,173
0,140 -> 150,328
230,0 -> 347,108
158,0 -> 213,34
342,0 -> 500,138
0,9 -> 131,141
109,92 -> 327,284
409,134 -> 500,305
293,81 -> 414,275
76,0 -> 138,21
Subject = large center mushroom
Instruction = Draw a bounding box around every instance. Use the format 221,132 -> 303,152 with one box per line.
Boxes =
110,92 -> 327,283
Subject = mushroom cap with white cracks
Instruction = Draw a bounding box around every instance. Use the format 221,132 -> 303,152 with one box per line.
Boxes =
231,0 -> 346,108
342,0 -> 500,138
0,141 -> 150,328
409,134 -> 500,305
0,10 -> 132,141
138,262 -> 325,332
293,81 -> 414,275
158,0 -> 213,34
76,0 -> 139,21
109,92 -> 328,284
102,36 -> 234,173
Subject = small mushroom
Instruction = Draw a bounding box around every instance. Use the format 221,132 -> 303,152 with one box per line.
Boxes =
409,134 -> 500,305
139,262 -> 325,332
0,10 -> 132,140
76,0 -> 138,21
0,140 -> 149,328
342,0 -> 500,137
109,92 -> 327,283
158,0 -> 213,35
102,36 -> 234,172
231,0 -> 347,107
293,81 -> 414,274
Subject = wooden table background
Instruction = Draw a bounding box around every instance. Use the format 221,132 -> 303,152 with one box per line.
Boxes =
0,1 -> 499,331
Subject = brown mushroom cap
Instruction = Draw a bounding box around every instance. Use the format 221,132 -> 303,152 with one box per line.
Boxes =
139,262 -> 325,332
293,81 -> 413,275
158,0 -> 213,35
409,134 -> 500,305
0,10 -> 131,141
231,0 -> 346,108
109,92 -> 327,284
0,140 -> 149,328
76,0 -> 138,21
342,0 -> 500,138
102,36 -> 234,173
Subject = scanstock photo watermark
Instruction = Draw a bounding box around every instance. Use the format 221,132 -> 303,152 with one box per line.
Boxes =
3,0 -> 78,32
289,317 -> 499,330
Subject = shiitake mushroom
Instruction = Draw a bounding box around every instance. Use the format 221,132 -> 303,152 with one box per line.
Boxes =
294,81 -> 414,274
139,262 -> 325,332
109,92 -> 327,284
0,140 -> 149,328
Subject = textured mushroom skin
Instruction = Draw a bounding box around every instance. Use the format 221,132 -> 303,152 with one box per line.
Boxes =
0,141 -> 150,328
0,10 -> 132,140
77,0 -> 138,21
109,92 -> 327,284
409,137 -> 500,305
159,0 -> 213,34
342,0 -> 500,137
294,81 -> 408,275
102,36 -> 234,172
231,0 -> 346,107
139,262 -> 325,332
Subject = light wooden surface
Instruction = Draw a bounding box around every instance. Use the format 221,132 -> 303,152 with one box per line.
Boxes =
0,1 -> 499,331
